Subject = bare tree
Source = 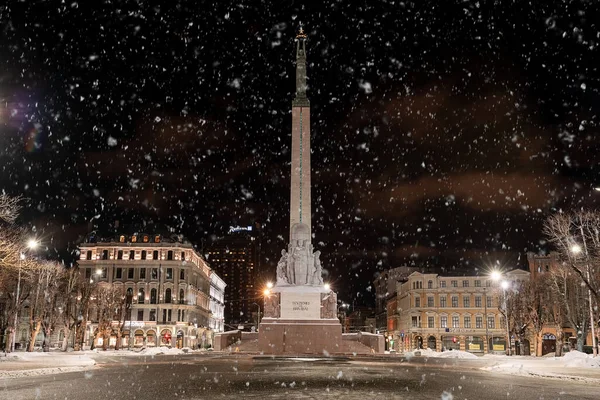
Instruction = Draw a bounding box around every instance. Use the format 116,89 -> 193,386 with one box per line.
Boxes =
547,263 -> 590,352
24,261 -> 65,352
92,285 -> 126,351
74,276 -> 97,351
0,194 -> 23,224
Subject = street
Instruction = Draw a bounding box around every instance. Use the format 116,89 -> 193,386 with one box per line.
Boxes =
1,354 -> 599,399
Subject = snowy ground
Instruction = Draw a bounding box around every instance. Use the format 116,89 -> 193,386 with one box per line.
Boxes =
0,346 -> 198,379
480,350 -> 600,382
401,348 -> 600,382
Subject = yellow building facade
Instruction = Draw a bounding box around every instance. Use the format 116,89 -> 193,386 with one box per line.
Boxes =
390,270 -> 531,354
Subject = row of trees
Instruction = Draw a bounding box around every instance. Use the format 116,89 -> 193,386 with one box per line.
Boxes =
502,210 -> 600,356
0,195 -> 130,352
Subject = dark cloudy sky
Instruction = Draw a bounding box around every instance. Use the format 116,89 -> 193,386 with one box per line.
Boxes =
0,1 -> 598,305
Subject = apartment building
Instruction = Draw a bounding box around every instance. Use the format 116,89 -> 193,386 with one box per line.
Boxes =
390,269 -> 531,354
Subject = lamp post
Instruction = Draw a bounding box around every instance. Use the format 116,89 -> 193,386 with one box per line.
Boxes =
252,302 -> 261,332
11,239 -> 39,352
570,244 -> 597,357
483,286 -> 490,353
500,280 -> 512,356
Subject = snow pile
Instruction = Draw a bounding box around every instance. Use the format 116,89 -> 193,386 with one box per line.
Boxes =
561,351 -> 600,368
136,346 -> 189,356
12,352 -> 96,366
404,348 -> 478,359
436,350 -> 479,359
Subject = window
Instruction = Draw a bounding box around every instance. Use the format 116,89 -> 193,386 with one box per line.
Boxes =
179,289 -> 185,304
476,316 -> 483,329
451,296 -> 458,307
116,268 -> 123,279
155,235 -> 161,243
486,297 -> 492,308
427,296 -> 434,307
462,280 -> 469,287
149,309 -> 156,321
141,250 -> 147,260
129,250 -> 135,260
487,316 -> 495,329
452,316 -> 459,328
181,310 -> 184,321
441,316 -> 448,328
180,269 -> 185,280
440,281 -> 446,288
140,268 -> 146,279
168,309 -> 172,322
86,251 -> 92,260
163,309 -> 167,322
166,268 -> 173,280
427,280 -> 433,289
153,250 -> 159,260
137,310 -> 144,321
128,268 -> 134,280
100,268 -> 107,278
151,268 -> 158,280
178,310 -> 181,322
132,236 -> 137,243
474,280 -> 481,287
464,316 -> 471,328
138,289 -> 145,304
165,288 -> 172,303
463,296 -> 470,308
181,252 -> 186,261
451,280 -> 458,288
428,316 -> 434,328
415,297 -> 420,308
411,316 -> 418,328
150,288 -> 157,304
475,296 -> 482,308
102,250 -> 109,260
485,280 -> 491,287
143,235 -> 149,243
440,296 -> 447,307
117,250 -> 123,260
167,251 -> 173,260
120,235 -> 125,243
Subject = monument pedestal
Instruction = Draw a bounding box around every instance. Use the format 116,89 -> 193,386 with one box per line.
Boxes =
258,286 -> 342,355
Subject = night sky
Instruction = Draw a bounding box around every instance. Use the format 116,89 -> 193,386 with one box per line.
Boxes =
0,1 -> 599,306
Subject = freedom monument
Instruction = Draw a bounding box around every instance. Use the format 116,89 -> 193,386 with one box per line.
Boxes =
258,28 -> 343,354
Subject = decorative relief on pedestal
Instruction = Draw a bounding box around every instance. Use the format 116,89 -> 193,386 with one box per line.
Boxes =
264,293 -> 280,318
276,223 -> 324,286
320,291 -> 337,319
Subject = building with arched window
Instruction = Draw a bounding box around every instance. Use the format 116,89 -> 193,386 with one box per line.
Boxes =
77,232 -> 224,350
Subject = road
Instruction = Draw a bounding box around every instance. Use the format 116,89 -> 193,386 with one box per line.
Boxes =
1,354 -> 599,399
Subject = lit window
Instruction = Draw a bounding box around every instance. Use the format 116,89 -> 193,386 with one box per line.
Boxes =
143,235 -> 149,243
132,236 -> 137,243
119,236 -> 125,243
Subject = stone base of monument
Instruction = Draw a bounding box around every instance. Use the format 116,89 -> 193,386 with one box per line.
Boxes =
258,286 -> 343,355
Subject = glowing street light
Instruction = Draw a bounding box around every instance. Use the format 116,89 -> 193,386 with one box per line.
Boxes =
266,282 -> 273,289
490,270 -> 501,282
324,283 -> 330,291
571,244 -> 582,254
12,238 -> 41,352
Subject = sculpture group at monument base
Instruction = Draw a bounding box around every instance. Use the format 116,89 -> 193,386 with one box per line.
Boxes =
258,319 -> 343,355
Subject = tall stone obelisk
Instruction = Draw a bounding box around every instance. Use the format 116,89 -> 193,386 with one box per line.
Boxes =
289,27 -> 311,242
258,28 -> 343,355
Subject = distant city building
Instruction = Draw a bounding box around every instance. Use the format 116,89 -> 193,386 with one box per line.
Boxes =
78,232 -> 223,349
209,273 -> 226,333
206,225 -> 259,327
373,266 -> 416,334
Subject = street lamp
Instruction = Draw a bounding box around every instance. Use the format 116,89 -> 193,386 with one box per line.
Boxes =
500,280 -> 512,356
11,239 -> 39,352
570,243 -> 597,357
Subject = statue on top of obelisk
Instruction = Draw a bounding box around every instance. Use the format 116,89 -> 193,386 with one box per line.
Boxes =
276,27 -> 323,287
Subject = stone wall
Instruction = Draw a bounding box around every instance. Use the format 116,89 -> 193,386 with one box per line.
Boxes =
213,330 -> 241,351
342,332 -> 385,353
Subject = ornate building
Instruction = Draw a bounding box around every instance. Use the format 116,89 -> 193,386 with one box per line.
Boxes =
390,270 -> 530,354
78,232 -> 223,349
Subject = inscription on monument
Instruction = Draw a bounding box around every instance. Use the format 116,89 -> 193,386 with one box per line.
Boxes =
280,292 -> 320,319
